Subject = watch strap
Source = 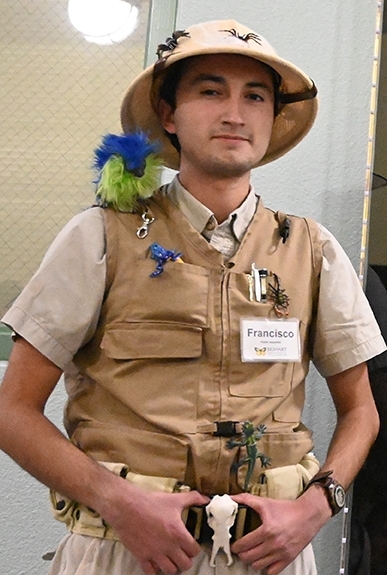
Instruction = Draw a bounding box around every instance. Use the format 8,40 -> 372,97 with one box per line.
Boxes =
304,470 -> 345,516
306,469 -> 334,486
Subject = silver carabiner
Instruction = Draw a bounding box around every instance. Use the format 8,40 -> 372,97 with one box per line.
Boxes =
136,207 -> 155,239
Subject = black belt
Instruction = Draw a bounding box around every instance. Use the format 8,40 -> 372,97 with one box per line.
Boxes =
185,504 -> 261,543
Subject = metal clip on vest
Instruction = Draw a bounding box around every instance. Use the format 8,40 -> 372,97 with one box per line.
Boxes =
136,206 -> 155,239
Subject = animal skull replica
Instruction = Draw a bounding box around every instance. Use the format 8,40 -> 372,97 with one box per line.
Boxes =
206,494 -> 238,567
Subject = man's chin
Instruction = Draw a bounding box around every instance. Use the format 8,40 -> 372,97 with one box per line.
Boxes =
205,159 -> 257,178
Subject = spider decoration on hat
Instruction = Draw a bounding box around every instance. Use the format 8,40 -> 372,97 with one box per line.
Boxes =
222,28 -> 262,44
156,30 -> 190,59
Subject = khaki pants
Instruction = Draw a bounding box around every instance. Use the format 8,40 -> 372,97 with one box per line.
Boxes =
48,533 -> 317,575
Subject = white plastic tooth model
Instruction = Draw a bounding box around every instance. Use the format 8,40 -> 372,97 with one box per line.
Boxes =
206,494 -> 238,567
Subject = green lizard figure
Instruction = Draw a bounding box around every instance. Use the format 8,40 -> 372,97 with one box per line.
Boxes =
227,421 -> 271,491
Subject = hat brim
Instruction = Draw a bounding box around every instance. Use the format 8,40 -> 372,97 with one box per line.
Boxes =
121,43 -> 318,170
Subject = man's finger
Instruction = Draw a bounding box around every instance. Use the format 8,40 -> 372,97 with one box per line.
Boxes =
231,492 -> 261,509
231,526 -> 264,553
180,532 -> 202,558
155,555 -> 178,574
253,559 -> 285,575
179,490 -> 210,508
169,548 -> 196,572
139,560 -> 158,575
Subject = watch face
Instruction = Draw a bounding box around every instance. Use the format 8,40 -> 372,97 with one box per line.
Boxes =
334,484 -> 346,509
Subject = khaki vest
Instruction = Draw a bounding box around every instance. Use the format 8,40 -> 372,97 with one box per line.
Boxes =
67,193 -> 322,495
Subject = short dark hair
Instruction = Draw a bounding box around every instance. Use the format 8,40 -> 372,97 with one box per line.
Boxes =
158,58 -> 190,110
157,56 -> 282,153
158,59 -> 191,154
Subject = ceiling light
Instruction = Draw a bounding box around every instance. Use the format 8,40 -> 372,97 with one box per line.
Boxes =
68,0 -> 138,45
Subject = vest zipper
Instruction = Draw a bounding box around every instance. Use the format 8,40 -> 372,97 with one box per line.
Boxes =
219,264 -> 231,417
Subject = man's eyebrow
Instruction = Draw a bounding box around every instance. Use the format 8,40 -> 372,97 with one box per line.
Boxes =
246,81 -> 273,91
190,74 -> 226,85
189,74 -> 273,91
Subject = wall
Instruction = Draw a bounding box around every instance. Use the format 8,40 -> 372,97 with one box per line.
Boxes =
0,0 -> 382,574
0,0 -> 151,355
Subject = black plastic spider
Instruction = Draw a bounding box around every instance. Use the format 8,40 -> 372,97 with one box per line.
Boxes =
221,28 -> 262,44
156,30 -> 190,59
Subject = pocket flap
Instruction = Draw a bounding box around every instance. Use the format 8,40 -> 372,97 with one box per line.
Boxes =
101,323 -> 203,359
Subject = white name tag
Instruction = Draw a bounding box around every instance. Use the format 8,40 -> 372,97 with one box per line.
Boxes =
240,318 -> 301,362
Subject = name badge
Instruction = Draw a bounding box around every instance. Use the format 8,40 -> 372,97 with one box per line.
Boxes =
240,318 -> 301,362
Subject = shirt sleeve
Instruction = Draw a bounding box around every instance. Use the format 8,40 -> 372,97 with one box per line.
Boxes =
312,224 -> 386,378
1,207 -> 106,370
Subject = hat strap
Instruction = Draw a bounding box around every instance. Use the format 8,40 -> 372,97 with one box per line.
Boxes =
279,80 -> 317,104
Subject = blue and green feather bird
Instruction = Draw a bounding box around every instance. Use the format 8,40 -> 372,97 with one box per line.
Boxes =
94,132 -> 163,212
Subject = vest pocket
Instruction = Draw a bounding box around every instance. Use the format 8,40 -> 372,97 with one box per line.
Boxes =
227,273 -> 296,397
99,322 -> 202,434
73,423 -> 189,481
272,377 -> 306,423
234,427 -> 314,490
122,261 -> 210,327
102,321 -> 203,359
228,359 -> 295,398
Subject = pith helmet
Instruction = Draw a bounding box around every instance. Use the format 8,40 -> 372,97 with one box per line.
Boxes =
121,19 -> 318,169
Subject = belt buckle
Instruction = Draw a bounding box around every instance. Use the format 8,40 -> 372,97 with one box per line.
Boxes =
185,506 -> 212,542
230,505 -> 261,540
185,503 -> 262,543
213,421 -> 240,437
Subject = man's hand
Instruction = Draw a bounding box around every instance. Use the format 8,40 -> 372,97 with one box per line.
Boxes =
100,485 -> 209,575
230,489 -> 331,575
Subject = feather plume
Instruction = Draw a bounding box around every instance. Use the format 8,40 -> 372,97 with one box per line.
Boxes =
94,132 -> 162,212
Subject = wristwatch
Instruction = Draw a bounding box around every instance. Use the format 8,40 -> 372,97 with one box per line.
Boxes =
304,470 -> 346,516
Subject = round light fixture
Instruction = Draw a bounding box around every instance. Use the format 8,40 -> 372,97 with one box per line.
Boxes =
68,0 -> 138,45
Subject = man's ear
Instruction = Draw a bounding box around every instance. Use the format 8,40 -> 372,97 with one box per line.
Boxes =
158,99 -> 177,135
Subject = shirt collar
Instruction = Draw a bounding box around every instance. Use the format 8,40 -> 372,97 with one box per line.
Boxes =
165,175 -> 258,241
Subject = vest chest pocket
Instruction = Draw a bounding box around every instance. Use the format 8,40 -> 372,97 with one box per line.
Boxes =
115,261 -> 210,327
101,322 -> 203,359
98,260 -> 210,434
227,273 -> 299,398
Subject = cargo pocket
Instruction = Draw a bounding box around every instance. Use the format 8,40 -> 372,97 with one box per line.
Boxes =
74,422 -> 190,481
235,427 -> 314,490
100,322 -> 203,433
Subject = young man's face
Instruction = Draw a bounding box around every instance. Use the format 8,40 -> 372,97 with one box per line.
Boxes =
159,54 -> 275,179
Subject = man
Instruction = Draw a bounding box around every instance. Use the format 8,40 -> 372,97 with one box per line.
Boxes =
0,19 -> 384,575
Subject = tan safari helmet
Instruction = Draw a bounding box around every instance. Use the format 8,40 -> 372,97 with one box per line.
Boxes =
120,19 -> 318,169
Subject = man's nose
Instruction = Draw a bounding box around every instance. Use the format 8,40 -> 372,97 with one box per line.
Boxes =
221,95 -> 245,125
